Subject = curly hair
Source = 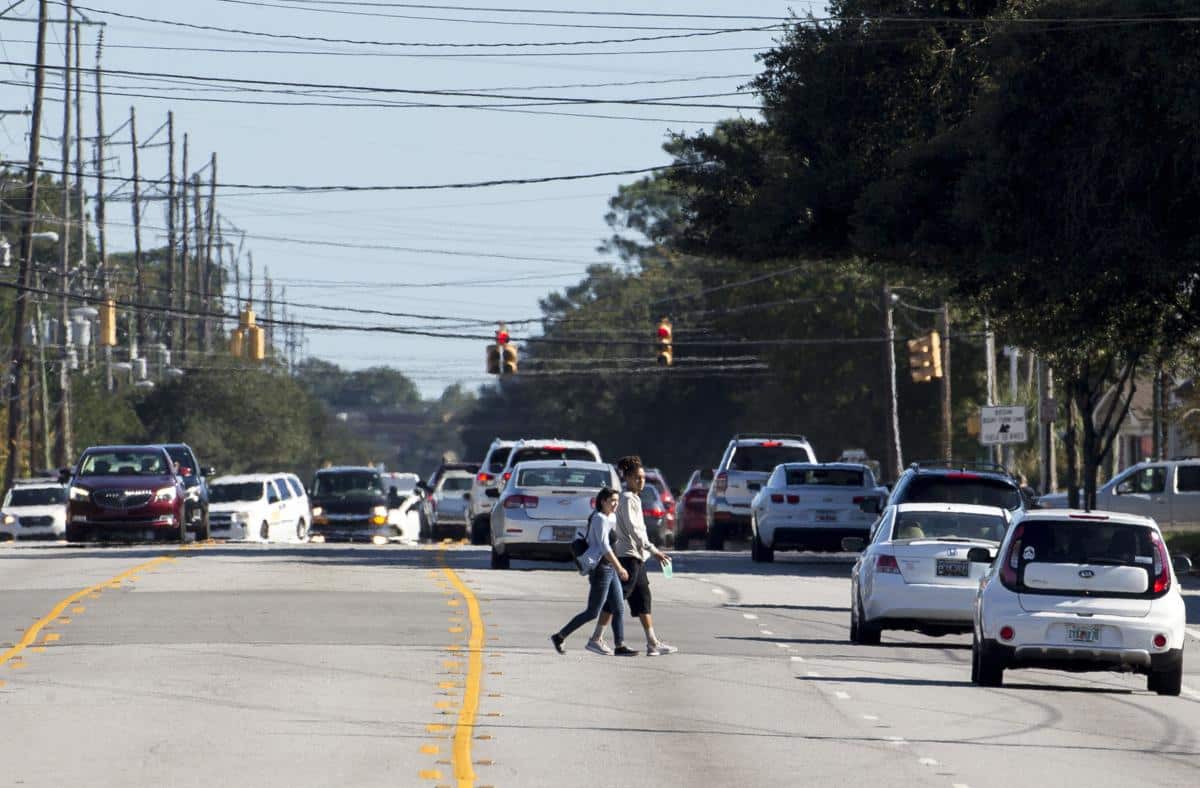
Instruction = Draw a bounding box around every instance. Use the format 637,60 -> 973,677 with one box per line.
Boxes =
615,455 -> 643,479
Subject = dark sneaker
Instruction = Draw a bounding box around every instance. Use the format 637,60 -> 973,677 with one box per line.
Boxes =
613,645 -> 639,657
550,633 -> 566,654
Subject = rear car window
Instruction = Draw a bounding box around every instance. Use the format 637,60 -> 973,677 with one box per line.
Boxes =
1008,520 -> 1162,596
512,448 -> 596,465
785,468 -> 864,487
440,477 -> 473,492
904,476 -> 1022,510
729,446 -> 815,472
1178,465 -> 1200,492
487,448 -> 512,473
891,512 -> 1007,542
516,467 -> 610,488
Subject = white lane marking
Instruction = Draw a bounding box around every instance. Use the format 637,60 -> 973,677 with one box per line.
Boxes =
918,757 -> 939,767
760,629 -> 774,636
834,691 -> 851,700
742,613 -> 759,620
953,784 -> 972,788
775,642 -> 791,649
885,736 -> 906,747
1182,686 -> 1200,700
862,714 -> 878,721
790,655 -> 805,662
807,671 -> 823,678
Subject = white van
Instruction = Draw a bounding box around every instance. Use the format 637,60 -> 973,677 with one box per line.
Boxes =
208,475 -> 308,542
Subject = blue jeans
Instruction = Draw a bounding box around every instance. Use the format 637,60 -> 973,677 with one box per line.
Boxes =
559,563 -> 625,644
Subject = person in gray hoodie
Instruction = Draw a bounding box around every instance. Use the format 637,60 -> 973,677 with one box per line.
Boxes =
614,456 -> 677,656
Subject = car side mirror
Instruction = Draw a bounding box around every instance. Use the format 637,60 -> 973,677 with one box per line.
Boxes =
967,547 -> 994,564
841,537 -> 865,553
485,488 -> 500,499
1172,554 -> 1193,576
858,497 -> 881,514
205,466 -> 216,477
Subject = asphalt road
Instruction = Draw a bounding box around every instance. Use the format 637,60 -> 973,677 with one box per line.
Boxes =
2,541 -> 1199,787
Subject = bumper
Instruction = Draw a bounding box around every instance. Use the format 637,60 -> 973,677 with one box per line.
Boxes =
763,523 -> 869,551
497,520 -> 579,562
709,506 -> 752,536
66,516 -> 179,541
311,521 -> 402,542
209,520 -> 251,540
432,520 -> 468,539
982,639 -> 1182,674
500,542 -> 575,562
865,577 -> 977,625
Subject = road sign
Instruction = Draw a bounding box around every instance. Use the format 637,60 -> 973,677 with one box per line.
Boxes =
980,406 -> 1028,445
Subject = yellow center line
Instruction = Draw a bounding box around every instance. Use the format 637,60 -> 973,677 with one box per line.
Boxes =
0,552 -> 184,670
439,561 -> 485,788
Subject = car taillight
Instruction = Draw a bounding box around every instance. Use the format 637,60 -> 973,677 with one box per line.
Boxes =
786,494 -> 800,504
945,471 -> 980,479
1150,531 -> 1171,594
876,554 -> 900,574
770,494 -> 784,503
503,494 -> 538,510
714,472 -> 728,495
999,626 -> 1015,641
476,472 -> 491,484
760,440 -> 782,447
644,508 -> 665,518
1153,633 -> 1168,649
503,472 -> 512,482
999,524 -> 1024,588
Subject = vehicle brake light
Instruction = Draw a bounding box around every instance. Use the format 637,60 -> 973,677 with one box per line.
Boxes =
760,440 -> 782,447
786,494 -> 800,505
770,494 -> 784,503
1150,531 -> 1171,594
503,472 -> 512,482
476,472 -> 491,483
644,508 -> 665,518
945,472 -> 979,479
503,494 -> 538,510
713,472 -> 728,495
876,554 -> 900,574
999,524 -> 1024,588
1153,634 -> 1168,649
544,445 -> 566,451
1068,513 -> 1110,520
999,626 -> 1015,641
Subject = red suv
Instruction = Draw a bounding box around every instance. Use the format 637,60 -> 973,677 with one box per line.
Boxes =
65,445 -> 188,542
674,468 -> 714,550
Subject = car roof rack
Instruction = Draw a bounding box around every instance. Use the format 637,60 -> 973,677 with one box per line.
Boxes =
12,476 -> 62,486
731,433 -> 809,442
908,459 -> 1014,477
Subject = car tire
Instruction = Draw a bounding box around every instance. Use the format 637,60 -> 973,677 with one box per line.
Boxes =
706,523 -> 726,551
65,525 -> 88,543
675,531 -> 690,551
849,587 -> 861,644
490,544 -> 510,570
751,531 -> 775,563
1149,662 -> 1182,696
260,521 -> 270,541
973,636 -> 1004,687
854,591 -> 881,645
470,515 -> 490,546
296,519 -> 308,542
177,513 -> 188,543
196,510 -> 211,542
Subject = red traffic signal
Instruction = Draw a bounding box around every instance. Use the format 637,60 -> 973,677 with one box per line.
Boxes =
495,326 -> 510,345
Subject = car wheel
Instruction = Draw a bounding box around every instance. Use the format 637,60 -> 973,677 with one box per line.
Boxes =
855,591 -> 881,645
973,636 -> 1004,687
196,509 -> 211,542
65,525 -> 87,543
675,531 -> 690,551
470,516 -> 490,546
849,585 -> 861,644
260,521 -> 270,541
296,519 -> 308,542
177,513 -> 188,543
751,530 -> 774,563
1149,662 -> 1182,696
490,544 -> 510,570
705,523 -> 726,551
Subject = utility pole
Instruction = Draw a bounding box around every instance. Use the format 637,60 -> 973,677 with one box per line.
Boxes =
4,0 -> 50,489
264,268 -> 274,356
939,302 -> 953,461
93,29 -> 110,390
203,153 -> 217,354
984,314 -> 999,466
178,134 -> 189,358
165,111 -> 176,352
882,282 -> 903,481
128,106 -> 144,350
191,172 -> 203,353
54,4 -> 73,468
247,251 -> 254,309
1037,359 -> 1057,493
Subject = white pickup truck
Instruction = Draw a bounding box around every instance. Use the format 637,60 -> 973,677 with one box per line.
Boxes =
1038,458 -> 1200,530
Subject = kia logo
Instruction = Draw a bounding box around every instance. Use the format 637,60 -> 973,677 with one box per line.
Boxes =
1078,569 -> 1095,579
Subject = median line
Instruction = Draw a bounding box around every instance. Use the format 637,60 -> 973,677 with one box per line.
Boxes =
0,552 -> 179,670
441,563 -> 486,788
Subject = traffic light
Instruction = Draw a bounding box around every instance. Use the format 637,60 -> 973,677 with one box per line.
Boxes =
502,343 -> 518,374
99,298 -> 117,347
232,304 -> 266,361
488,323 -> 516,375
486,344 -> 500,375
906,331 -> 943,383
656,317 -> 673,367
229,328 -> 245,358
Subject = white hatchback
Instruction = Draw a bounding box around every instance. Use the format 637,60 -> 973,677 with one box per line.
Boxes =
849,503 -> 1010,643
973,510 -> 1189,695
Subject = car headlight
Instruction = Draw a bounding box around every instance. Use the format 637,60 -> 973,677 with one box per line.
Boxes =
154,487 -> 178,503
186,487 -> 201,501
373,505 -> 388,518
2,513 -> 14,526
311,506 -> 323,517
69,485 -> 91,502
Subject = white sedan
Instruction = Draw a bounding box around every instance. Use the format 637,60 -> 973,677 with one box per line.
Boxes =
848,503 -> 1010,644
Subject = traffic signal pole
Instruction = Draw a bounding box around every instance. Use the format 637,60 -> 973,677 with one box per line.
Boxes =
882,284 -> 903,482
940,303 -> 953,461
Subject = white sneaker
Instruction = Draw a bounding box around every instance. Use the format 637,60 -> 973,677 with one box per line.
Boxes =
585,638 -> 614,656
647,641 -> 677,656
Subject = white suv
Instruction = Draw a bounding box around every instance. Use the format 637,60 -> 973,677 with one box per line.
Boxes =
707,434 -> 817,550
973,509 -> 1190,695
468,439 -> 515,545
1,480 -> 68,542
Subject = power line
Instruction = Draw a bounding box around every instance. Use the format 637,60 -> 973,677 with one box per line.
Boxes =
226,1 -> 807,21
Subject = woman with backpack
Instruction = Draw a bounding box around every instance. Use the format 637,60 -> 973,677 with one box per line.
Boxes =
614,455 -> 677,656
550,487 -> 638,657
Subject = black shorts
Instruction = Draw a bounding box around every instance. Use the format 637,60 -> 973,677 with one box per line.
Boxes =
619,556 -> 651,617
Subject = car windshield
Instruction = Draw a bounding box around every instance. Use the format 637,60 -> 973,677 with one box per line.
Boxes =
5,487 -> 67,506
729,446 -> 813,472
785,468 -> 864,486
312,472 -> 383,496
79,450 -> 169,476
512,448 -> 596,465
891,511 -> 1007,542
487,448 -> 512,473
209,482 -> 264,503
516,466 -> 609,488
165,447 -> 197,475
904,476 -> 1023,510
439,477 -> 473,492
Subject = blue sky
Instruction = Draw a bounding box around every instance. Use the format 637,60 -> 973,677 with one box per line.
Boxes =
0,1 -> 818,397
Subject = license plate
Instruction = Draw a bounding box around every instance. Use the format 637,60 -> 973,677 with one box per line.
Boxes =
1066,625 -> 1100,643
935,559 -> 969,577
552,527 -> 575,541
815,510 -> 837,523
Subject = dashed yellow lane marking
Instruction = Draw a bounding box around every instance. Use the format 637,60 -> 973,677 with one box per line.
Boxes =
0,552 -> 180,672
71,606 -> 85,613
42,633 -> 60,643
435,701 -> 456,709
419,769 -> 443,780
29,647 -> 46,654
426,724 -> 449,734
421,745 -> 440,755
449,626 -> 464,633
